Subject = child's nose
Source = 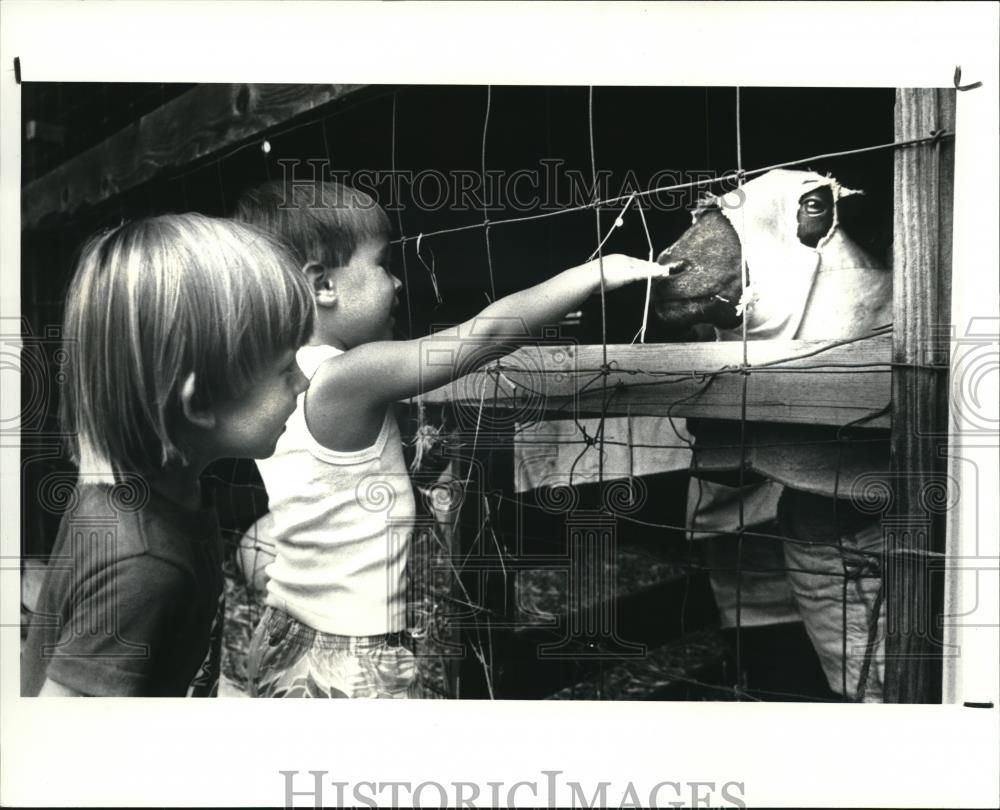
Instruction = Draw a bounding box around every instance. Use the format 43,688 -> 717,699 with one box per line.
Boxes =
293,364 -> 310,396
393,274 -> 403,292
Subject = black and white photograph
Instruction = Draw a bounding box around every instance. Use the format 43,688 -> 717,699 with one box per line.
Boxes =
2,2 -> 998,808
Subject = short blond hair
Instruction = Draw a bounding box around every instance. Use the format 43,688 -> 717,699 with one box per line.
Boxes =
60,214 -> 315,479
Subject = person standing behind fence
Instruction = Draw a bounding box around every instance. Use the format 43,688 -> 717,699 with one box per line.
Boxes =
235,179 -> 667,698
21,215 -> 315,697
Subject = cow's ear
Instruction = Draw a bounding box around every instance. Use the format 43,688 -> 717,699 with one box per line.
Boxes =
693,190 -> 719,213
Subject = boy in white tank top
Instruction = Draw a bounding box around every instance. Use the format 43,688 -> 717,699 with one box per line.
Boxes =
235,180 -> 667,698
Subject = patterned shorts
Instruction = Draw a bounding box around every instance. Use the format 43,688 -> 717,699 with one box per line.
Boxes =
247,607 -> 419,699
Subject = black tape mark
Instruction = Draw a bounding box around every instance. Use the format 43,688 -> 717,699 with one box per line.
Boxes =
954,66 -> 982,92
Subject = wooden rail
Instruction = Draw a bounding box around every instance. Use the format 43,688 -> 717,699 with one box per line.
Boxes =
21,83 -> 366,229
420,334 -> 893,427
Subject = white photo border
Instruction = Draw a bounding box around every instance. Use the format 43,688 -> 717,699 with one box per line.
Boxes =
2,2 -> 998,808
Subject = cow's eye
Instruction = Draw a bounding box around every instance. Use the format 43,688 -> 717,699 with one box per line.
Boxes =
802,198 -> 828,216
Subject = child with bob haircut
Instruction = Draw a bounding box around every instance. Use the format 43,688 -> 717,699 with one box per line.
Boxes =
21,214 -> 315,697
236,180 -> 668,699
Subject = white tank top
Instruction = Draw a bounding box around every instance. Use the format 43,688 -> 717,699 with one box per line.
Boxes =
255,344 -> 415,635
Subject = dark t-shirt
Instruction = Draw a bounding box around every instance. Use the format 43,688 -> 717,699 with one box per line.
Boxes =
21,482 -> 224,697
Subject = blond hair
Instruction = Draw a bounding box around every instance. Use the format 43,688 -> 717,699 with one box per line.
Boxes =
60,214 -> 315,480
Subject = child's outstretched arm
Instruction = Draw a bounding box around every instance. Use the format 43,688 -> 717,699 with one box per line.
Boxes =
321,254 -> 666,407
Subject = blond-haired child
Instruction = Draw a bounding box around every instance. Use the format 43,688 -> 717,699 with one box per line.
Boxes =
22,214 -> 314,697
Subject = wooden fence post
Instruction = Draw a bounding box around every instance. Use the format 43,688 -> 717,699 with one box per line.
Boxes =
886,87 -> 955,702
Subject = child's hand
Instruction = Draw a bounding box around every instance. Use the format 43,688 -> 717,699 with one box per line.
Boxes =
583,254 -> 669,292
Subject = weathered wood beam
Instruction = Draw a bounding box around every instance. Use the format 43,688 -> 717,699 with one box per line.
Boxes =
419,335 -> 893,427
21,83 -> 366,229
885,88 -> 955,703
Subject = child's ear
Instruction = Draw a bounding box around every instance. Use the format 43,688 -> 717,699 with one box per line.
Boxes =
303,261 -> 338,309
179,373 -> 216,430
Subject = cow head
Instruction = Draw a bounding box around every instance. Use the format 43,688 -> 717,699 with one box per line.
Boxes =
652,180 -> 835,332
